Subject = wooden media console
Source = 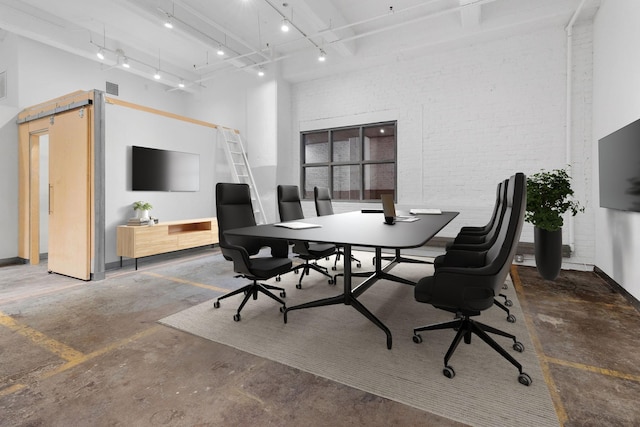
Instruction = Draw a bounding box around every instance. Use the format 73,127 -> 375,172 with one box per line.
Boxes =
117,217 -> 218,269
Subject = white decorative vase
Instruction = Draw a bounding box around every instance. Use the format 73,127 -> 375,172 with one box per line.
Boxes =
137,209 -> 150,220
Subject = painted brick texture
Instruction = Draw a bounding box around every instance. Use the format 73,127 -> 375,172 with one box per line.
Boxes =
291,23 -> 594,265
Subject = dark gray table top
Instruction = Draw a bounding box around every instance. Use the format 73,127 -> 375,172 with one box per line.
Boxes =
225,210 -> 458,249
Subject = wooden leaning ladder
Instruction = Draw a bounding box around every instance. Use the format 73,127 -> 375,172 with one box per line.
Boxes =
219,128 -> 267,224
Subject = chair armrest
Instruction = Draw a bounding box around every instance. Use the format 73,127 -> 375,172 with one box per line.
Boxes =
430,267 -> 497,311
453,234 -> 486,245
441,249 -> 487,268
221,244 -> 253,276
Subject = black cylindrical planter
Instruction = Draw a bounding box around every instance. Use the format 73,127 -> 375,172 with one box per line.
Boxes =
534,227 -> 562,280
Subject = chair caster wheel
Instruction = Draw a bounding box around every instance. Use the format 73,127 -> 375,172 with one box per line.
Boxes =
502,283 -> 508,290
328,279 -> 334,285
331,266 -> 337,271
507,314 -> 516,323
294,269 -> 299,274
280,306 -> 286,313
295,284 -> 302,290
356,263 -> 362,268
280,291 -> 286,298
213,301 -> 220,309
443,366 -> 455,379
505,299 -> 513,307
513,341 -> 524,352
412,334 -> 423,344
518,372 -> 532,386
276,276 -> 281,282
233,313 -> 241,322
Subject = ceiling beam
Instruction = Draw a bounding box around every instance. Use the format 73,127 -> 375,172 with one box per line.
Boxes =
460,0 -> 482,28
285,0 -> 356,57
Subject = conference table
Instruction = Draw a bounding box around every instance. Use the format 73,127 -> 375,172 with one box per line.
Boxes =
224,210 -> 458,349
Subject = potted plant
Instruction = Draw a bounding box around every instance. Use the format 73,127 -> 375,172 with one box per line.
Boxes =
132,201 -> 153,220
525,168 -> 584,280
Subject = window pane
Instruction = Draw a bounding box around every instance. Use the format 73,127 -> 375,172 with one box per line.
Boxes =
303,166 -> 328,199
303,131 -> 329,163
333,165 -> 361,200
332,128 -> 360,162
363,125 -> 395,161
364,163 -> 394,200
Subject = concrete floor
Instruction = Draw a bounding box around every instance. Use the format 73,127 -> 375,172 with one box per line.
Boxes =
1,248 -> 639,426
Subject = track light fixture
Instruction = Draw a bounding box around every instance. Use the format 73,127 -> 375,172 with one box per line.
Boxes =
281,19 -> 290,32
122,57 -> 130,68
178,79 -> 185,88
164,15 -> 173,29
217,45 -> 225,56
258,67 -> 265,77
96,48 -> 105,60
318,49 -> 326,62
154,70 -> 161,80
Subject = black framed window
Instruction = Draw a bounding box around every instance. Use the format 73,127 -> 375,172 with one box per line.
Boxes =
301,121 -> 397,201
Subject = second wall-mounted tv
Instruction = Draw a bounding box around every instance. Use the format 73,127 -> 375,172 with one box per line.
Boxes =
598,118 -> 640,212
132,146 -> 200,192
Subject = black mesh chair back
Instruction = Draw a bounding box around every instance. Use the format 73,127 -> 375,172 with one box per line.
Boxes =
277,185 -> 305,221
277,184 -> 336,288
213,182 -> 292,321
314,187 -> 334,216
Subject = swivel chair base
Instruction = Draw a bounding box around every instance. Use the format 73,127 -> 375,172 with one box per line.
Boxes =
213,279 -> 286,321
412,314 -> 532,385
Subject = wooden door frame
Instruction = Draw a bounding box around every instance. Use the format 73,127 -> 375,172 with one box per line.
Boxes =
17,90 -> 106,280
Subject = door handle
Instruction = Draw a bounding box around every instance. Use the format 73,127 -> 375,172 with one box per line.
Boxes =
49,185 -> 53,214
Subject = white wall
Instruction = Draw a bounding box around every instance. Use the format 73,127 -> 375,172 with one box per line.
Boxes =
290,23 -> 595,266
0,35 -> 249,263
0,33 -> 20,260
104,104 -> 218,264
593,0 -> 640,300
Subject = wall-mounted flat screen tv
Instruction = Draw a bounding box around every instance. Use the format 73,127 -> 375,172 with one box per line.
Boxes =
132,146 -> 200,192
598,118 -> 640,212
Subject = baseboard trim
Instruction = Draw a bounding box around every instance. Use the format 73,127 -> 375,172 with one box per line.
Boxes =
0,257 -> 26,267
594,266 -> 640,312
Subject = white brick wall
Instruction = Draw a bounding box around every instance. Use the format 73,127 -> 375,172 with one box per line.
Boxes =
290,23 -> 595,266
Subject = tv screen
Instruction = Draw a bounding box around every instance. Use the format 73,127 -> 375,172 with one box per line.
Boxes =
598,118 -> 640,212
132,146 -> 199,192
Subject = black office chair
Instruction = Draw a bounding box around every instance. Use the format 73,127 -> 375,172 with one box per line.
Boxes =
412,173 -> 532,385
213,183 -> 293,321
313,186 -> 362,271
436,179 -> 515,321
455,180 -> 504,237
277,185 -> 336,288
441,179 -> 509,254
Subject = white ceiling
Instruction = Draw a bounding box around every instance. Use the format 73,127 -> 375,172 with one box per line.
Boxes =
0,0 -> 600,90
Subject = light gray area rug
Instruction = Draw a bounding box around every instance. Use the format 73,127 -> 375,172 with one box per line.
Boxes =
160,252 -> 558,427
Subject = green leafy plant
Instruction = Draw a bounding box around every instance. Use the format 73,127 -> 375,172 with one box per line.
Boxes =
525,168 -> 584,231
132,201 -> 153,211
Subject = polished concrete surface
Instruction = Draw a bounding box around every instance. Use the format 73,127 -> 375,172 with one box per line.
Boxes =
1,248 -> 639,426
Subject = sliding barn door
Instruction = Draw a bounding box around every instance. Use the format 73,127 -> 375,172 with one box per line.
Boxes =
48,107 -> 92,280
